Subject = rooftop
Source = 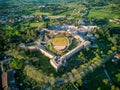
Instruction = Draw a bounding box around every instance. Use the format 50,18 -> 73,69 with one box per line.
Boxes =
115,54 -> 120,59
2,69 -> 17,90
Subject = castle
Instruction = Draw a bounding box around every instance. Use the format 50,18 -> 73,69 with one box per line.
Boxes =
21,25 -> 96,71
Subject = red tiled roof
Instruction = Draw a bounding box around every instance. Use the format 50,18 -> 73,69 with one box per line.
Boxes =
2,70 -> 16,90
116,54 -> 120,58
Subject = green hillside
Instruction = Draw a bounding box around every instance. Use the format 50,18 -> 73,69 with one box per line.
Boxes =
0,0 -> 120,4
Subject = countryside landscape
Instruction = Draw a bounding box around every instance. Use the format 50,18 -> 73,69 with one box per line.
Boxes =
0,0 -> 120,90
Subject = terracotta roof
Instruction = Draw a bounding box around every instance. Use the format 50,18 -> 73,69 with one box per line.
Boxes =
2,70 -> 16,90
2,72 -> 8,89
116,54 -> 120,58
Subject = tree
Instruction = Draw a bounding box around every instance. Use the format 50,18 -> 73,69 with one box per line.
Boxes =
0,29 -> 6,60
10,58 -> 24,69
76,79 -> 83,87
115,73 -> 120,83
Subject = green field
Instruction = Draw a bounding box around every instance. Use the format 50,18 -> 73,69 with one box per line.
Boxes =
109,22 -> 120,27
32,10 -> 51,15
53,36 -> 69,46
88,10 -> 119,19
30,22 -> 44,27
88,5 -> 120,19
68,38 -> 78,50
63,2 -> 85,10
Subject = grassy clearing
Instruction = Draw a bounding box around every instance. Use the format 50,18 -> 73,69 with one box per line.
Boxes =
32,10 -> 51,15
68,38 -> 78,50
63,2 -> 85,10
58,2 -> 85,17
88,10 -> 119,19
109,22 -> 120,27
30,22 -> 44,27
88,5 -> 120,19
49,15 -> 65,19
38,56 -> 56,75
53,36 -> 69,46
31,51 -> 57,76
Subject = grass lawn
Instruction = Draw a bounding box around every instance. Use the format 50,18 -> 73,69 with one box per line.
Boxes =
88,9 -> 119,19
109,22 -> 120,27
30,22 -> 44,27
49,15 -> 65,19
32,10 -> 51,15
68,38 -> 78,50
88,10 -> 118,18
37,54 -> 66,77
53,36 -> 69,46
39,56 -> 56,75
32,53 -> 58,76
63,2 -> 85,10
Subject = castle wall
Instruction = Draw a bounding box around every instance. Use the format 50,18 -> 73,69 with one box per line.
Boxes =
60,41 -> 90,63
50,59 -> 60,71
38,47 -> 55,59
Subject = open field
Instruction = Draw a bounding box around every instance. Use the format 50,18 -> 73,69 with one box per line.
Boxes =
32,10 -> 51,15
88,5 -> 120,19
62,2 -> 85,10
109,22 -> 120,27
88,10 -> 119,19
30,22 -> 44,27
53,36 -> 69,46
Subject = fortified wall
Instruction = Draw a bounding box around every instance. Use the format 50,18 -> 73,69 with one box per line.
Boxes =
24,26 -> 93,71
25,36 -> 90,72
54,40 -> 90,71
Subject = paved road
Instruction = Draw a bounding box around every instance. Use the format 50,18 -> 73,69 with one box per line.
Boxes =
0,58 -> 12,64
103,66 -> 113,83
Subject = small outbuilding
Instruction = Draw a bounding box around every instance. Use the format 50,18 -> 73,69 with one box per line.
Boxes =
2,69 -> 18,90
112,54 -> 120,63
